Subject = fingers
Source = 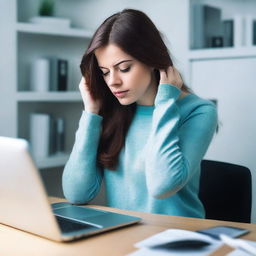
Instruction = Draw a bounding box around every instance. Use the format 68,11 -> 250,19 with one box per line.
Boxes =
79,77 -> 89,92
159,66 -> 175,78
159,66 -> 183,89
79,77 -> 86,87
78,77 -> 101,114
159,66 -> 173,85
159,69 -> 168,83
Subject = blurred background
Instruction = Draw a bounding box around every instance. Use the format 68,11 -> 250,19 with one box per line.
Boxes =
0,0 -> 255,222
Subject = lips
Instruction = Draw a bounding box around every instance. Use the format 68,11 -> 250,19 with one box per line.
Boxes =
113,90 -> 129,98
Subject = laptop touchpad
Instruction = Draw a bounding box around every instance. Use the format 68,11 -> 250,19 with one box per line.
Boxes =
53,206 -> 107,220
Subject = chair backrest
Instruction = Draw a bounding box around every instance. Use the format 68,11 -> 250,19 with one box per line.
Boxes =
199,160 -> 252,223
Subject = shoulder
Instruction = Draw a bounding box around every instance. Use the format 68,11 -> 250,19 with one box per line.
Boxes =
179,93 -> 216,111
178,94 -> 217,122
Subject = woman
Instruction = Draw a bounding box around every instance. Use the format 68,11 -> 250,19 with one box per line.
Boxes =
62,9 -> 217,218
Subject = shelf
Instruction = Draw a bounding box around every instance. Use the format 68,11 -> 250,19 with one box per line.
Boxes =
16,91 -> 82,102
188,47 -> 256,61
16,22 -> 93,38
34,152 -> 70,169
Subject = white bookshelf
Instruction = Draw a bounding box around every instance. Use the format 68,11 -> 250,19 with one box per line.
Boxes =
16,92 -> 81,102
188,0 -> 256,223
13,0 -> 91,169
1,0 -> 256,218
189,0 -> 256,51
188,46 -> 256,60
17,22 -> 93,38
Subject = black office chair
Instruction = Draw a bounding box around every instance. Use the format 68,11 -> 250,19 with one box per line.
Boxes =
199,160 -> 252,223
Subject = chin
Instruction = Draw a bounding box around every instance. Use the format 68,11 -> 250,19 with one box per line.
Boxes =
118,98 -> 136,106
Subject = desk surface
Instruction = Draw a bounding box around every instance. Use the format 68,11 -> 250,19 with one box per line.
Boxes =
0,198 -> 256,256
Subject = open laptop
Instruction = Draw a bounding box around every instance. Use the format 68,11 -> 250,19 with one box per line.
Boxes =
0,136 -> 141,242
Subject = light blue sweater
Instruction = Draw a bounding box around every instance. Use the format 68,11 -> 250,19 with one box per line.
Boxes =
62,84 -> 217,218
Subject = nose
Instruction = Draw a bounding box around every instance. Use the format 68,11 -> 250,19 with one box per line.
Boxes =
107,71 -> 122,87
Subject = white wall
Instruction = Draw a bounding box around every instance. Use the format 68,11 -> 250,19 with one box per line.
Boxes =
56,0 -> 190,79
0,0 -> 17,137
191,57 -> 256,223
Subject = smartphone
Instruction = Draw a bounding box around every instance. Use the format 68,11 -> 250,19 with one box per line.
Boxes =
197,226 -> 250,240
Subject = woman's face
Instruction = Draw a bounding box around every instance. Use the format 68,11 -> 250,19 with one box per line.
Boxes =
95,44 -> 157,106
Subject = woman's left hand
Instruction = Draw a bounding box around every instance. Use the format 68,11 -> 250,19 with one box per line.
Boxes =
159,66 -> 183,89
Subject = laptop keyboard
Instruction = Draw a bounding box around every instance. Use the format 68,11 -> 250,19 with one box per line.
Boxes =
55,215 -> 95,233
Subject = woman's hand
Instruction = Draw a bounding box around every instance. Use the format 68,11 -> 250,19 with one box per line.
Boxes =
79,77 -> 101,114
159,66 -> 183,90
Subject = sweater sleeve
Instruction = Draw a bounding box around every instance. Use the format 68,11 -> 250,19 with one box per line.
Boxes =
62,110 -> 103,204
145,83 -> 217,199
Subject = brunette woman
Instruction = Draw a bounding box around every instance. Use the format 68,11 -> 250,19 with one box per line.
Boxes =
62,9 -> 217,218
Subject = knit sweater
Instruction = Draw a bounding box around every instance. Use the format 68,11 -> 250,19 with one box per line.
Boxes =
62,84 -> 217,218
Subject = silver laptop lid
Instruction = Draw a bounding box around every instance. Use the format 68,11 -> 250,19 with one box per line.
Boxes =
0,136 -> 62,241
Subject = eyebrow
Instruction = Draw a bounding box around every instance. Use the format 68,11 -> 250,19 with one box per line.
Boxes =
99,59 -> 133,69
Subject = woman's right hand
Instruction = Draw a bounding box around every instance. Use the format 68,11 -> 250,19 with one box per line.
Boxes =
79,77 -> 101,114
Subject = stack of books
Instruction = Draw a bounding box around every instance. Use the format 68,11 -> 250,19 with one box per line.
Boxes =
191,4 -> 256,49
30,57 -> 68,92
192,4 -> 223,49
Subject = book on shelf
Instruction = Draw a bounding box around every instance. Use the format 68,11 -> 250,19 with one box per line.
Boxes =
58,59 -> 68,91
233,15 -> 256,47
245,15 -> 256,47
30,113 -> 51,160
49,116 -> 56,155
233,15 -> 245,47
30,113 -> 66,162
49,117 -> 65,154
222,20 -> 233,47
56,118 -> 65,153
254,21 -> 256,45
30,57 -> 69,92
30,58 -> 50,91
191,4 -> 223,49
67,58 -> 81,91
49,57 -> 68,91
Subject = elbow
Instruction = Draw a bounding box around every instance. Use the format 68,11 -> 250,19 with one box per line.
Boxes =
62,179 -> 96,205
63,189 -> 97,205
146,158 -> 190,199
146,166 -> 189,199
63,188 -> 90,205
65,197 -> 86,205
148,181 -> 181,199
62,166 -> 100,205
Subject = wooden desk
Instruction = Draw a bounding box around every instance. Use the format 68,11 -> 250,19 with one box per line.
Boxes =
0,198 -> 255,256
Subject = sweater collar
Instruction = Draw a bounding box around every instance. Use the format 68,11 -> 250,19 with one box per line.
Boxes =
136,104 -> 155,115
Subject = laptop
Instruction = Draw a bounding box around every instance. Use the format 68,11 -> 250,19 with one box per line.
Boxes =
0,136 -> 141,242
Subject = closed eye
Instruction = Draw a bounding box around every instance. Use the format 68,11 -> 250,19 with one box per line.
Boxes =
120,67 -> 131,73
100,66 -> 131,77
102,71 -> 109,77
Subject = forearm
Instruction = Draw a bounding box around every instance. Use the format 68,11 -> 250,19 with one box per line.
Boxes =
145,84 -> 186,198
62,110 -> 103,204
145,84 -> 217,199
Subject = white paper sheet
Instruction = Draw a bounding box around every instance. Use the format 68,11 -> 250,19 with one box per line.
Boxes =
128,229 -> 223,256
226,240 -> 256,256
227,250 -> 252,256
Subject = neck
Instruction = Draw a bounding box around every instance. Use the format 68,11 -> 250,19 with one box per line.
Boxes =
137,74 -> 158,106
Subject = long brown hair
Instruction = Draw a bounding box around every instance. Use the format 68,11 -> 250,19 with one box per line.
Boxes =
80,9 -> 189,170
